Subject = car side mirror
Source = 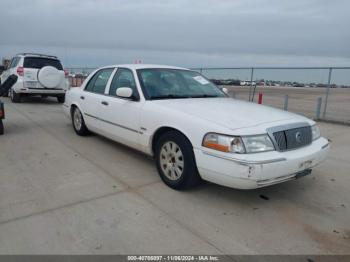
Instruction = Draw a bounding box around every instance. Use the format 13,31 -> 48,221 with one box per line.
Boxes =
116,87 -> 133,98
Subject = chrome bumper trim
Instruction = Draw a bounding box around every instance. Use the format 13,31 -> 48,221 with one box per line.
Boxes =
201,151 -> 286,166
257,174 -> 296,187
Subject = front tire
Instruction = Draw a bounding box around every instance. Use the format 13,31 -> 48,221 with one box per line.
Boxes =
155,131 -> 201,190
10,89 -> 21,103
71,106 -> 89,136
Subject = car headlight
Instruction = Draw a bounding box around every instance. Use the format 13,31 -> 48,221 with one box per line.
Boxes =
311,125 -> 321,140
202,133 -> 275,154
202,133 -> 245,153
242,135 -> 275,153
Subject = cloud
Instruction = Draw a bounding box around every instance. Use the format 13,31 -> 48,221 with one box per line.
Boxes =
0,0 -> 349,67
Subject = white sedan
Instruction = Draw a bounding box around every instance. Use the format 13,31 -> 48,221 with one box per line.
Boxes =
63,64 -> 329,190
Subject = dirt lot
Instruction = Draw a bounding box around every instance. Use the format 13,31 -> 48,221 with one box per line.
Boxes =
226,86 -> 350,124
0,97 -> 349,254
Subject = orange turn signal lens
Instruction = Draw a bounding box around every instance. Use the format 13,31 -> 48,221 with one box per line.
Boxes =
202,141 -> 230,152
202,133 -> 245,153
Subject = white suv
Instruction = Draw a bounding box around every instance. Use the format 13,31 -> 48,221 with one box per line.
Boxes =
0,53 -> 69,103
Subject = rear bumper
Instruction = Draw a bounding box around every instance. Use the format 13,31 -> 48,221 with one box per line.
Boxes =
17,88 -> 66,95
12,79 -> 67,95
194,137 -> 329,189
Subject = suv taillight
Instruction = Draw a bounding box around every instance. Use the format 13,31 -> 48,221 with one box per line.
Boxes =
17,67 -> 24,76
64,69 -> 69,78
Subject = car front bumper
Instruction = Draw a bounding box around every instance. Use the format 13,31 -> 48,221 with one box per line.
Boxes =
194,137 -> 329,189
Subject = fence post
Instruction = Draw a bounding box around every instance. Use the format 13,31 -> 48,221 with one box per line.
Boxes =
248,68 -> 254,101
322,68 -> 332,118
315,97 -> 322,120
283,94 -> 289,111
258,93 -> 263,104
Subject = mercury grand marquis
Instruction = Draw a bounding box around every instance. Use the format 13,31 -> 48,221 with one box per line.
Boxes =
63,64 -> 329,190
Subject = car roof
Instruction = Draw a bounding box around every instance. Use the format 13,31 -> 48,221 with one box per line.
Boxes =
99,64 -> 190,71
16,53 -> 58,59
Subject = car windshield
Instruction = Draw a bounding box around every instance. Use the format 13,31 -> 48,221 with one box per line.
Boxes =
137,69 -> 226,100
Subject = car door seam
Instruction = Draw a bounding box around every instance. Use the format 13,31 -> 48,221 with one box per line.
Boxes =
84,113 -> 143,134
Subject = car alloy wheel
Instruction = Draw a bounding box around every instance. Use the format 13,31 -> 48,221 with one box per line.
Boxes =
159,141 -> 184,180
155,131 -> 201,189
73,108 -> 83,131
71,106 -> 90,136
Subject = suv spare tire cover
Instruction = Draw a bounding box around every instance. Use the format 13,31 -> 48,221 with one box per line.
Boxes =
37,66 -> 63,88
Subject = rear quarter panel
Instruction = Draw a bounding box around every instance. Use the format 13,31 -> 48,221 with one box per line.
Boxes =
64,87 -> 83,117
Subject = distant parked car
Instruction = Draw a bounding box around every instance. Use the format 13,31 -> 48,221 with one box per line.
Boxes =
293,83 -> 305,87
64,64 -> 329,190
0,53 -> 69,103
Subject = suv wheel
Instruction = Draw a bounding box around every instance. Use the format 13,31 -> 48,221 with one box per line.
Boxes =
57,95 -> 65,103
72,106 -> 89,136
10,89 -> 21,103
155,131 -> 201,190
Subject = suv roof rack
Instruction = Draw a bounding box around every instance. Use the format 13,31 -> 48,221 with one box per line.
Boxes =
16,53 -> 58,59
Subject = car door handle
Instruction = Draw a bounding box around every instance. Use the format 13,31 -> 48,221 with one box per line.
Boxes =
101,101 -> 109,106
80,96 -> 85,100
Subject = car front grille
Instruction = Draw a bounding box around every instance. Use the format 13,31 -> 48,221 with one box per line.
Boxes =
273,126 -> 312,151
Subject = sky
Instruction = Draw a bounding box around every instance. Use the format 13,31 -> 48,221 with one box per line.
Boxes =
0,0 -> 349,77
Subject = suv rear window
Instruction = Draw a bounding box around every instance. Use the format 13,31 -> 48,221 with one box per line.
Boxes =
23,57 -> 63,70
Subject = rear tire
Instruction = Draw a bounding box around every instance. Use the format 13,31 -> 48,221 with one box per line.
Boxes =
155,131 -> 201,190
71,106 -> 89,136
10,89 -> 21,103
57,95 -> 65,103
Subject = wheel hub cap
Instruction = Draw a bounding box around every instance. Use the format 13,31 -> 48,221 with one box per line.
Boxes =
73,109 -> 82,130
160,141 -> 184,181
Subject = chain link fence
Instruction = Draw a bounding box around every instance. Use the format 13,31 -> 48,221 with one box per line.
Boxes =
193,67 -> 350,124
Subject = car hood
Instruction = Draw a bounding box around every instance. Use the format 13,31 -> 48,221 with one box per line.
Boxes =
152,97 -> 307,130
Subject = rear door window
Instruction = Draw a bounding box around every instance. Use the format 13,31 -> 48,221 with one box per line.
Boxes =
23,57 -> 63,70
85,68 -> 114,94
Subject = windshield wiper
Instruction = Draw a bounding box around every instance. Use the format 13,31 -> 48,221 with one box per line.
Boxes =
149,95 -> 192,100
149,94 -> 220,100
190,94 -> 219,98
